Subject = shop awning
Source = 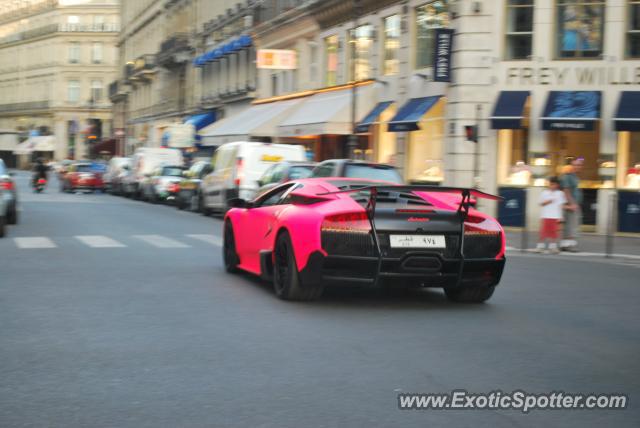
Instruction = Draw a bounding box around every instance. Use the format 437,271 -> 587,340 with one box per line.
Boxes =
490,91 -> 530,129
13,136 -> 56,154
541,91 -> 601,131
387,96 -> 442,132
199,98 -> 306,146
184,112 -> 216,131
614,91 -> 640,131
278,84 -> 376,137
355,101 -> 393,133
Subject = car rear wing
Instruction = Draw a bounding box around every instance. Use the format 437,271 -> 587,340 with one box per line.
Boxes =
316,185 -> 504,288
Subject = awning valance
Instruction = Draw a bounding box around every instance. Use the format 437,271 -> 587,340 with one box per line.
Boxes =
490,91 -> 530,129
614,91 -> 640,132
184,112 -> 216,130
199,98 -> 305,146
387,96 -> 442,132
355,101 -> 393,133
13,136 -> 56,154
193,34 -> 253,67
541,91 -> 600,131
277,84 -> 376,137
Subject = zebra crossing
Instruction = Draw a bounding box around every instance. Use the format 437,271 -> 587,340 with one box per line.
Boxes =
6,234 -> 224,250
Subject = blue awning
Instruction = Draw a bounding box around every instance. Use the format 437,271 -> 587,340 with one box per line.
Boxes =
490,91 -> 530,129
355,101 -> 393,133
541,91 -> 601,131
614,92 -> 640,132
387,96 -> 442,132
185,112 -> 216,131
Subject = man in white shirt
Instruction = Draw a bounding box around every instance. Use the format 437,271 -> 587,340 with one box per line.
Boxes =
535,177 -> 567,254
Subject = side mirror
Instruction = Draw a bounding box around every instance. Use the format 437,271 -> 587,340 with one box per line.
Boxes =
256,179 -> 263,187
227,197 -> 252,209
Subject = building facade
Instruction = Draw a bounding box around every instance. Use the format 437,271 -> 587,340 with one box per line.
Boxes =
0,0 -> 120,162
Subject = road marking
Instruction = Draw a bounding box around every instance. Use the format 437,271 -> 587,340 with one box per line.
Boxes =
14,237 -> 57,249
75,235 -> 126,248
186,234 -> 223,246
133,234 -> 190,248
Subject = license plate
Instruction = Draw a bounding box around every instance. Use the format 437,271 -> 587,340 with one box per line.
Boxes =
389,235 -> 446,248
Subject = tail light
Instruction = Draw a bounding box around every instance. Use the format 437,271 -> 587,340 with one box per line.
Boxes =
1,180 -> 14,190
37,178 -> 47,184
321,212 -> 371,234
234,158 -> 243,187
168,183 -> 180,193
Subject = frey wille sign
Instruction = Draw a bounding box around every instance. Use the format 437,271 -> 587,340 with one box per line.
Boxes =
433,29 -> 454,83
505,66 -> 640,86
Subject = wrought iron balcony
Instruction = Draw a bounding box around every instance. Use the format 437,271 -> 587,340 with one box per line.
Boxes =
157,33 -> 192,68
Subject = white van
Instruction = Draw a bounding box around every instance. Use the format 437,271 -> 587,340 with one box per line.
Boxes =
127,148 -> 184,197
201,142 -> 306,213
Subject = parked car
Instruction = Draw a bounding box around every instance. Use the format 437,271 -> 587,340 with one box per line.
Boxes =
311,159 -> 403,184
222,178 -> 505,302
255,161 -> 316,197
201,142 -> 306,214
141,165 -> 185,204
0,158 -> 17,232
175,161 -> 213,211
104,157 -> 132,194
128,148 -> 184,199
61,162 -> 105,193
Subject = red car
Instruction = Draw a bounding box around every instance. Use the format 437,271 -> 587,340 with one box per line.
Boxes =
61,162 -> 104,193
223,178 -> 505,303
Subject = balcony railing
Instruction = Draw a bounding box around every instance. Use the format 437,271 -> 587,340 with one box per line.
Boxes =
129,99 -> 180,120
109,80 -> 129,101
157,33 -> 192,67
0,101 -> 50,113
0,22 -> 120,46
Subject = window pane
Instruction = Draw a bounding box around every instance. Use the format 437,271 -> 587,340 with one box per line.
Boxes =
69,43 -> 80,63
632,4 -> 640,31
506,5 -> 533,33
384,15 -> 400,75
349,24 -> 373,81
506,34 -> 532,59
415,1 -> 450,69
325,35 -> 338,86
628,33 -> 640,58
92,43 -> 103,63
557,2 -> 604,58
68,81 -> 80,103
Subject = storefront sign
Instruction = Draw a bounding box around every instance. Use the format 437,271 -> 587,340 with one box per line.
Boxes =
504,66 -> 640,86
433,29 -> 454,83
257,49 -> 297,70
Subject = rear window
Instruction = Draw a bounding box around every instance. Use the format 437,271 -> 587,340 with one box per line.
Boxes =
76,165 -> 93,173
288,165 -> 313,180
161,167 -> 183,177
344,164 -> 403,184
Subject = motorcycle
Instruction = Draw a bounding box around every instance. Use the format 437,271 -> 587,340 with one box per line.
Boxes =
33,178 -> 47,193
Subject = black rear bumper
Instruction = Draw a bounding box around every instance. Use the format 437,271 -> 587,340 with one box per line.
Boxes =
299,251 -> 505,289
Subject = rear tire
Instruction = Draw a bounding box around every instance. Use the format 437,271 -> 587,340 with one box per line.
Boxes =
223,221 -> 240,273
200,195 -> 211,216
444,284 -> 495,303
7,204 -> 17,225
273,231 -> 323,301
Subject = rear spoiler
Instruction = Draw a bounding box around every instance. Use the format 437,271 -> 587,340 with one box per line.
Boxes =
316,185 -> 503,287
316,185 -> 503,217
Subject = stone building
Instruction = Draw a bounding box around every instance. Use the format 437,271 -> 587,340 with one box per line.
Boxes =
0,0 -> 120,162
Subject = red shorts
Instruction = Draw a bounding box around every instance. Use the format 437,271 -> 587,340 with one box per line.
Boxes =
540,218 -> 560,240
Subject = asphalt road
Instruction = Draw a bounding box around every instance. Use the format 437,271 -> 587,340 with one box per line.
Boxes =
1,172 -> 638,428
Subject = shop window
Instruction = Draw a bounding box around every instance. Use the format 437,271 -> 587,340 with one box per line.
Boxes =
618,132 -> 640,188
324,35 -> 338,86
415,1 -> 450,69
505,0 -> 534,60
406,99 -> 445,183
348,24 -> 374,81
383,15 -> 400,75
547,126 -> 602,189
556,0 -> 605,59
627,0 -> 640,58
497,129 -> 532,186
375,104 -> 397,164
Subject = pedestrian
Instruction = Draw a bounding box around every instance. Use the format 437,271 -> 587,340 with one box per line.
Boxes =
535,176 -> 566,254
560,158 -> 583,252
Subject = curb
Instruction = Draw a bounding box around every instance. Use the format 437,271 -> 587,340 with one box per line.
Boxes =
505,247 -> 640,261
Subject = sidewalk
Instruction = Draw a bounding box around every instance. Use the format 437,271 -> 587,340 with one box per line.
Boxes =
504,230 -> 640,258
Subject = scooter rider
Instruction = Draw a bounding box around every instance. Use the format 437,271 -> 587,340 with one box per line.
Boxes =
32,157 -> 49,187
